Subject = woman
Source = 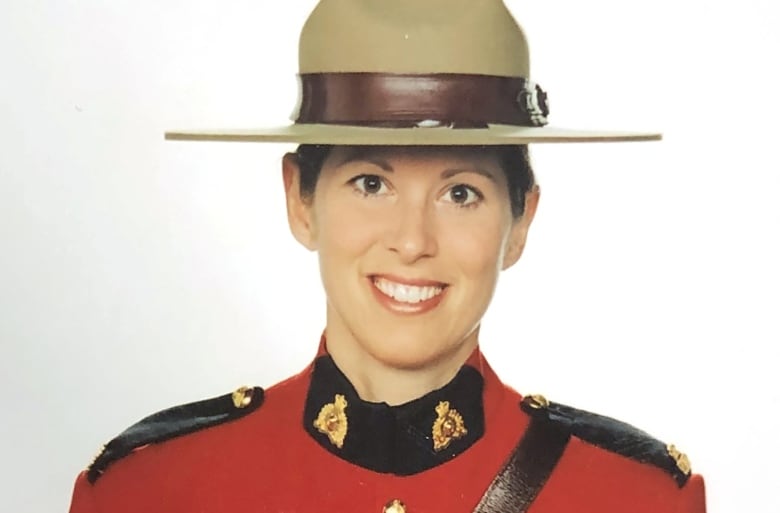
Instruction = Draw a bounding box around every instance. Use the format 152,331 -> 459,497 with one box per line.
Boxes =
69,1 -> 706,512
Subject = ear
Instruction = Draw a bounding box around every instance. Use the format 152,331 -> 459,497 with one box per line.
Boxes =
282,152 -> 318,251
501,185 -> 540,270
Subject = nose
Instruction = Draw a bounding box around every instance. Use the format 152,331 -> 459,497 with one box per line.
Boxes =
384,200 -> 439,263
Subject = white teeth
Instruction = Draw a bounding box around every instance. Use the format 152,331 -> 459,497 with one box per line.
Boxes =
373,278 -> 444,304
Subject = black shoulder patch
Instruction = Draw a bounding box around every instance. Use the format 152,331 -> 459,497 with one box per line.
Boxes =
87,386 -> 264,484
520,395 -> 692,487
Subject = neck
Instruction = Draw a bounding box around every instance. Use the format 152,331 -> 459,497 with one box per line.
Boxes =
324,322 -> 480,406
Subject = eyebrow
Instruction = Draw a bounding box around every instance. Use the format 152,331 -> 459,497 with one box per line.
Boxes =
440,167 -> 498,183
339,156 -> 395,172
331,149 -> 394,171
334,152 -> 498,183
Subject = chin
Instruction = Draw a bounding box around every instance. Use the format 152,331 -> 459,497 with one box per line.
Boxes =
360,329 -> 467,371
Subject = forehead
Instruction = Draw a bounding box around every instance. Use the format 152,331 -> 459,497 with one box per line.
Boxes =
323,145 -> 504,170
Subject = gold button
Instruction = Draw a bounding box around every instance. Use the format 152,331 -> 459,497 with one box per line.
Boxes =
524,393 -> 549,410
231,386 -> 254,409
383,499 -> 406,513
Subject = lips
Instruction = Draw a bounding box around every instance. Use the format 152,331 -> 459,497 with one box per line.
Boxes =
368,275 -> 448,314
373,276 -> 445,303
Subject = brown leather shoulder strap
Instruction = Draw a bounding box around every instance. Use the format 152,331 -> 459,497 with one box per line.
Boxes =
473,414 -> 571,513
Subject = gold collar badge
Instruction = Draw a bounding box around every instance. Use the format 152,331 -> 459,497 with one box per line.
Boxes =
314,394 -> 349,449
432,401 -> 468,451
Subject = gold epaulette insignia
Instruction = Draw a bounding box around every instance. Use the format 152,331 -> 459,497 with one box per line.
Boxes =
432,401 -> 468,451
231,386 -> 255,409
666,444 -> 692,475
87,444 -> 107,474
314,394 -> 349,448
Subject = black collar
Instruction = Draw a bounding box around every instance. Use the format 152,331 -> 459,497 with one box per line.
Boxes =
303,355 -> 485,475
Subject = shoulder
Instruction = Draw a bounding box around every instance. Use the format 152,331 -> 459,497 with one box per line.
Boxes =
517,394 -> 706,512
86,386 -> 264,483
520,394 -> 695,488
82,366 -> 314,487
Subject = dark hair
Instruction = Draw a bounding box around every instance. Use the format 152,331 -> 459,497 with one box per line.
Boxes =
295,144 -> 536,218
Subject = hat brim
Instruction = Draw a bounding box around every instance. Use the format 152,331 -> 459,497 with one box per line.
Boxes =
164,123 -> 660,145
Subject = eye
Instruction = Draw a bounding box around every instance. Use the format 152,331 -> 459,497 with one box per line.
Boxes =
443,184 -> 483,207
350,174 -> 389,196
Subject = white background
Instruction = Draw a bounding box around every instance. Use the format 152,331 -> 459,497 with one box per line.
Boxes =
1,1 -> 778,512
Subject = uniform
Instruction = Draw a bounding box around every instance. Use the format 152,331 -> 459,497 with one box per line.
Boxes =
69,341 -> 706,513
82,2 -> 706,511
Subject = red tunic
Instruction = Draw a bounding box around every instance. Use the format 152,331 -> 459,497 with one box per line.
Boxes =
69,349 -> 706,513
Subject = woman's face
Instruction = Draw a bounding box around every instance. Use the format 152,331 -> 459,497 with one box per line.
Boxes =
283,146 -> 538,371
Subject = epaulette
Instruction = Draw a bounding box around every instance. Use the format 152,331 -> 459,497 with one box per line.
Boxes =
520,394 -> 692,487
87,385 -> 264,484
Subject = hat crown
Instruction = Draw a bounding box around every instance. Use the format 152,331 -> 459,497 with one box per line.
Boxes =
300,0 -> 530,77
165,0 -> 662,144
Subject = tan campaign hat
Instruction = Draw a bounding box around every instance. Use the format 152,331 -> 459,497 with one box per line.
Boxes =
166,0 -> 659,145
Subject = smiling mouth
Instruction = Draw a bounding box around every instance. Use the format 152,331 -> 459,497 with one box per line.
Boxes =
370,276 -> 447,304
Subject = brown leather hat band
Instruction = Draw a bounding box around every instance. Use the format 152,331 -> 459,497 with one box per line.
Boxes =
294,73 -> 549,128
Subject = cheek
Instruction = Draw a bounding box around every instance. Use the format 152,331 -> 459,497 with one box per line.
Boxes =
439,214 -> 509,279
314,194 -> 385,268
